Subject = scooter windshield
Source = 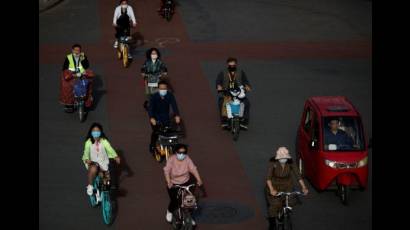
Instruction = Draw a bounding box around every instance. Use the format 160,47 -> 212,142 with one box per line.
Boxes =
323,116 -> 365,151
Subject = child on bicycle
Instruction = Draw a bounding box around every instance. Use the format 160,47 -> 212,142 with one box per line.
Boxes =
82,123 -> 120,196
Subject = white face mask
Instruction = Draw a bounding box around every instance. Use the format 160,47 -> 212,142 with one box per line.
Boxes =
176,153 -> 186,161
151,54 -> 158,60
278,159 -> 288,164
159,89 -> 167,96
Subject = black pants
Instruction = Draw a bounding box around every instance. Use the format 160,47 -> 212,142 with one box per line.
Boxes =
167,177 -> 196,212
217,94 -> 250,123
115,24 -> 130,39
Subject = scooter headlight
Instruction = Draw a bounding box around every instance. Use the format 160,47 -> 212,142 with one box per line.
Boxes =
324,159 -> 337,168
357,156 -> 368,168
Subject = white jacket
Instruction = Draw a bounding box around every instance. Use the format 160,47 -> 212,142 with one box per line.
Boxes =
113,5 -> 136,25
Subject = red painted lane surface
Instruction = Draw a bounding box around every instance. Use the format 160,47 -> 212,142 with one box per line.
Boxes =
95,0 -> 267,229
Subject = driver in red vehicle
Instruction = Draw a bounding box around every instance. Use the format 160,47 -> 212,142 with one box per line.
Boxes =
324,118 -> 354,150
265,147 -> 308,230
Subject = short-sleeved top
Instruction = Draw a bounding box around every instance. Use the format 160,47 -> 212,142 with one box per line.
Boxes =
90,141 -> 109,171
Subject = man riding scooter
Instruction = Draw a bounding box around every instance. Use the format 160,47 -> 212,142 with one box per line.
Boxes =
216,57 -> 252,129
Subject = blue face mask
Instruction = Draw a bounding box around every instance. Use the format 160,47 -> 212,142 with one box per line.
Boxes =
176,153 -> 186,161
159,90 -> 167,97
91,131 -> 101,138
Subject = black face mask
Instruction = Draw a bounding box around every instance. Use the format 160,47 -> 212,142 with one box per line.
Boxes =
228,65 -> 237,72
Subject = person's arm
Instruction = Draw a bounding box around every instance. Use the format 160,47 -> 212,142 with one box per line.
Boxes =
148,94 -> 156,118
128,6 -> 137,24
187,157 -> 202,186
82,140 -> 91,168
103,139 -> 120,164
290,162 -> 308,195
62,57 -> 69,71
169,93 -> 180,116
266,162 -> 277,196
81,55 -> 90,69
216,71 -> 224,90
113,7 -> 119,25
160,61 -> 168,74
241,71 -> 251,91
163,158 -> 173,188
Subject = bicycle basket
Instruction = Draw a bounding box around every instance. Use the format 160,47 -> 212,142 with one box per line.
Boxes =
182,194 -> 197,208
73,79 -> 89,97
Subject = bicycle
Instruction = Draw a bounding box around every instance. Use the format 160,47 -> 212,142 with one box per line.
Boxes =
172,184 -> 197,230
153,124 -> 182,163
116,35 -> 132,68
87,162 -> 115,225
274,191 -> 303,230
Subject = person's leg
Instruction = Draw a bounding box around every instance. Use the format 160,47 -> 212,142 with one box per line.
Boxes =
150,124 -> 159,153
217,94 -> 226,124
86,165 -> 98,195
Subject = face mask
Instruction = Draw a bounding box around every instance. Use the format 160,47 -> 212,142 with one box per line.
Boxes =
73,53 -> 80,58
278,159 -> 288,164
121,4 -> 127,9
91,131 -> 101,138
159,90 -> 167,96
228,66 -> 237,72
151,54 -> 158,60
176,153 -> 186,161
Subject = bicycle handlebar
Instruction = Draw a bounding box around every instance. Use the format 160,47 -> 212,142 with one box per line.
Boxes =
275,191 -> 303,197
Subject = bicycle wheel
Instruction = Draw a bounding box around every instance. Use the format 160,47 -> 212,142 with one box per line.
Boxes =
171,210 -> 182,230
282,215 -> 292,230
78,101 -> 85,122
122,45 -> 129,68
181,212 -> 194,230
232,118 -> 240,141
117,47 -> 122,60
101,191 -> 112,225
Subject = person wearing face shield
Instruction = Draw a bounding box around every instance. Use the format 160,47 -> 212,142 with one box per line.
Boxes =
113,0 -> 137,53
60,44 -> 95,113
148,81 -> 181,154
81,123 -> 120,197
163,144 -> 203,224
216,57 -> 252,127
141,48 -> 168,109
265,147 -> 308,230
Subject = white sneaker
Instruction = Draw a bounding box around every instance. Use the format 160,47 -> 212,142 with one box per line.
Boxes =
113,40 -> 118,48
191,219 -> 196,226
166,210 -> 173,223
86,184 -> 93,196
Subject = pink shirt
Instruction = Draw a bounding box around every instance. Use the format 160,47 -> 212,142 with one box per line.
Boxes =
163,155 -> 198,185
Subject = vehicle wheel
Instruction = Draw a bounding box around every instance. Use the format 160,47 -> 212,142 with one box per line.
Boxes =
282,215 -> 292,230
154,148 -> 162,162
78,103 -> 85,122
89,193 -> 97,207
182,212 -> 193,230
117,48 -> 122,60
171,211 -> 181,230
101,191 -> 112,225
165,147 -> 170,161
232,119 -> 240,141
338,184 -> 349,205
122,46 -> 129,68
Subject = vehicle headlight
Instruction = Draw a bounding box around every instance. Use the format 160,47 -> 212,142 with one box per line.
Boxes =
324,159 -> 337,168
357,156 -> 368,168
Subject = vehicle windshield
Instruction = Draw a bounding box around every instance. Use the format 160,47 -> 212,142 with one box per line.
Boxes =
323,116 -> 365,151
